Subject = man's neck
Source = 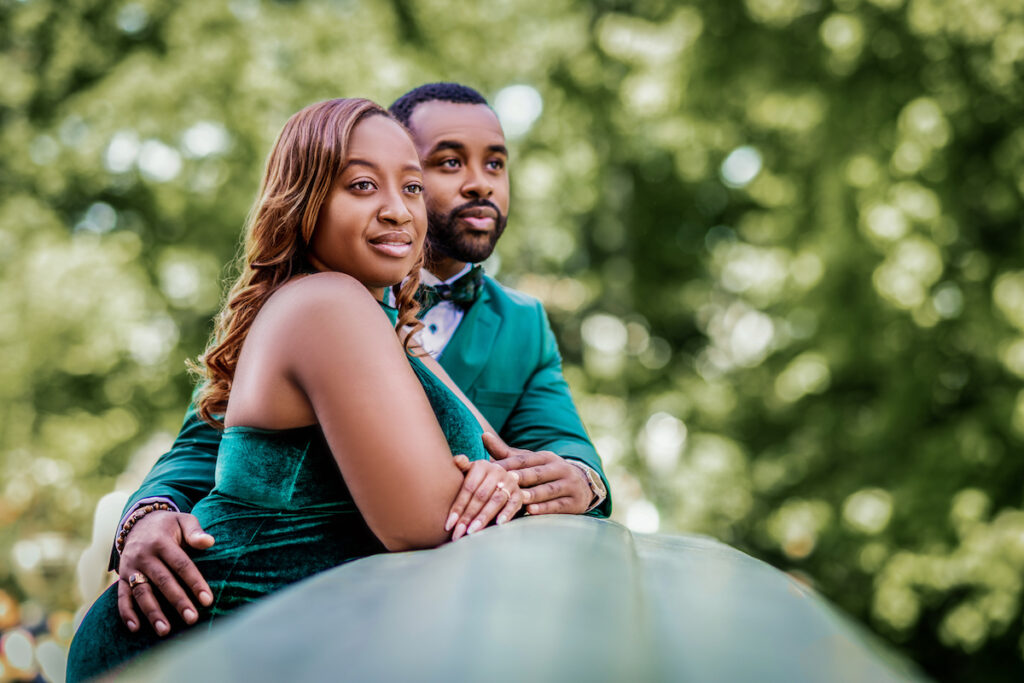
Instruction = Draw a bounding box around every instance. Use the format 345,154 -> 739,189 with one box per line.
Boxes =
426,256 -> 469,282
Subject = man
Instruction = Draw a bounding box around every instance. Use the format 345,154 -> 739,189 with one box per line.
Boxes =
113,83 -> 611,637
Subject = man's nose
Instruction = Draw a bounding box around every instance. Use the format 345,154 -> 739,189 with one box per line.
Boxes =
461,166 -> 493,199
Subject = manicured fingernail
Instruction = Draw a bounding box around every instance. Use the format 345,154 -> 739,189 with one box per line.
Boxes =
510,471 -> 519,482
127,620 -> 137,632
445,513 -> 458,531
467,520 -> 483,534
522,490 -> 531,502
183,608 -> 197,623
199,591 -> 213,606
454,523 -> 466,539
497,515 -> 508,525
155,620 -> 169,636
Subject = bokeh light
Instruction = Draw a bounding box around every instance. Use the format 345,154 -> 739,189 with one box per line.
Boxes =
493,84 -> 543,139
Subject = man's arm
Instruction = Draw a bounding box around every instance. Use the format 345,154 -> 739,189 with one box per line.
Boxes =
497,303 -> 611,518
107,398 -> 222,636
123,401 -> 222,512
109,400 -> 222,570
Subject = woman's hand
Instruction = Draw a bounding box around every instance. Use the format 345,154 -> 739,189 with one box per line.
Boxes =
445,455 -> 523,541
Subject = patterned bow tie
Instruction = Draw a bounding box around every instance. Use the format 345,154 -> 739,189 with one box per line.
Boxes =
415,265 -> 484,313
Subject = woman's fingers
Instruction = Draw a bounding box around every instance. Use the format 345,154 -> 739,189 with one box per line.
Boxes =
446,460 -> 488,534
474,472 -> 523,530
454,467 -> 504,539
497,477 -> 524,525
448,461 -> 525,541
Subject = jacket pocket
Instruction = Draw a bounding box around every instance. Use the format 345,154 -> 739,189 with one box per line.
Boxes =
472,389 -> 520,431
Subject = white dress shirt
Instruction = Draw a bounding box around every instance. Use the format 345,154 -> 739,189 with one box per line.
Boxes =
414,263 -> 474,359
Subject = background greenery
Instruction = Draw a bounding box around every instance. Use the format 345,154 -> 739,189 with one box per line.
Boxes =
2,0 -> 1023,680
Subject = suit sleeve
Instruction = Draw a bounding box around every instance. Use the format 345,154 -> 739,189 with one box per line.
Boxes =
108,399 -> 222,570
499,303 -> 612,518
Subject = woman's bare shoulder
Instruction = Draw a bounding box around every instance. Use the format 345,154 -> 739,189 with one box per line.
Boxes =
275,271 -> 372,302
262,272 -> 385,322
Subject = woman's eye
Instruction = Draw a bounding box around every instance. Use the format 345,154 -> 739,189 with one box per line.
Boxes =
351,181 -> 376,191
405,183 -> 424,195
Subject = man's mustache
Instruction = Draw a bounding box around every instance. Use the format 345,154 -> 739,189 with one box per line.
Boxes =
445,199 -> 503,222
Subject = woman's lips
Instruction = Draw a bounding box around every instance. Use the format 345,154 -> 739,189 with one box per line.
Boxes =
369,233 -> 413,258
370,242 -> 413,257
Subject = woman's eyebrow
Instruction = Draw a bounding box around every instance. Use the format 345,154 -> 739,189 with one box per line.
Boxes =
342,159 -> 421,173
342,158 -> 379,171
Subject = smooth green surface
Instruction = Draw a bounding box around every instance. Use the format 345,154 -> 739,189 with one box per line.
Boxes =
121,516 -> 925,683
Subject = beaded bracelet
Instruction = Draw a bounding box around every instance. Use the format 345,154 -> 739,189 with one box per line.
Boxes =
115,502 -> 172,555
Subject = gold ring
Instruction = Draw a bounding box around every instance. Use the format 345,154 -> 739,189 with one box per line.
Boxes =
128,573 -> 149,589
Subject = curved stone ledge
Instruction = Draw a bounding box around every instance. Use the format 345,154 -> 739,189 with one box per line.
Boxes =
117,516 -> 927,682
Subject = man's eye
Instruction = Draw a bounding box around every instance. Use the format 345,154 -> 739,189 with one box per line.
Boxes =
487,159 -> 505,171
439,158 -> 461,169
405,183 -> 424,194
351,181 -> 375,191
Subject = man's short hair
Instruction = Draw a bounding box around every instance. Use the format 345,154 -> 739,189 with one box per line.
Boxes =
389,83 -> 489,128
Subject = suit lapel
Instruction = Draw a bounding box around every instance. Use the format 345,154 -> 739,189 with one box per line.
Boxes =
438,287 -> 499,393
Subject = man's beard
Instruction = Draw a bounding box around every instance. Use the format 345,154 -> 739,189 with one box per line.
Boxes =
426,199 -> 507,264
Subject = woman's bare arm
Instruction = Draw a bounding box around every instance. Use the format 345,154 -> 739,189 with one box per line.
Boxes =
227,272 -> 465,551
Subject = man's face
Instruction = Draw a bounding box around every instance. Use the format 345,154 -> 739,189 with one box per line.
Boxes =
407,101 -> 510,264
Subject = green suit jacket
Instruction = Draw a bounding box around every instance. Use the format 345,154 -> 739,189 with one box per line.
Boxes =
113,275 -> 611,568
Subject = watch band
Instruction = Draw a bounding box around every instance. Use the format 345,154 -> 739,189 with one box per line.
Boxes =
566,460 -> 607,512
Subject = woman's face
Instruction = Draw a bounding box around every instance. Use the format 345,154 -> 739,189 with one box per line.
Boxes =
309,115 -> 427,298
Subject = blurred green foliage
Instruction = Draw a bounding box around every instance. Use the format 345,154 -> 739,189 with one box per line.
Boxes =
3,0 -> 1024,680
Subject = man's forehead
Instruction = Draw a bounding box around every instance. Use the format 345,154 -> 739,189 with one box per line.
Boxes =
408,101 -> 505,148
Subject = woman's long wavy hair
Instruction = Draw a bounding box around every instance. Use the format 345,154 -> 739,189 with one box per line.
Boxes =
192,98 -> 424,428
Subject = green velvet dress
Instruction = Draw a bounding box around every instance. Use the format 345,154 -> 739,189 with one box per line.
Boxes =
68,303 -> 486,681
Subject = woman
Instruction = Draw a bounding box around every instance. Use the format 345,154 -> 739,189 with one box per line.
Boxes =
68,98 -> 523,679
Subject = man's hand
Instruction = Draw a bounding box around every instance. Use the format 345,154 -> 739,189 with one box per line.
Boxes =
117,511 -> 215,636
482,433 -> 592,515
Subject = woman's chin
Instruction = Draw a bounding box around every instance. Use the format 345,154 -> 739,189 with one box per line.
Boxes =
361,270 -> 414,293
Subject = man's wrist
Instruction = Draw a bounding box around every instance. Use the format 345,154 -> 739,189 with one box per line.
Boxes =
565,460 -> 607,513
116,497 -> 180,555
117,503 -> 173,555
